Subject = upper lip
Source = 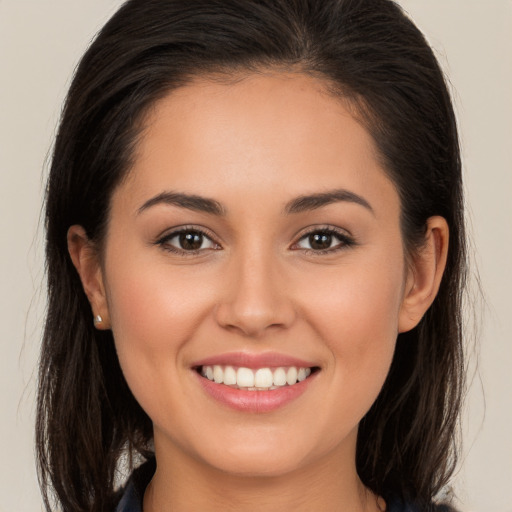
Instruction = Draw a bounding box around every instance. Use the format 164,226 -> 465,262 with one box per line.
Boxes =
192,351 -> 318,369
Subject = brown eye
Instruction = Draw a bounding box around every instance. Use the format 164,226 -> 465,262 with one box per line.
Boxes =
158,229 -> 218,253
309,232 -> 333,250
294,228 -> 354,253
179,232 -> 204,250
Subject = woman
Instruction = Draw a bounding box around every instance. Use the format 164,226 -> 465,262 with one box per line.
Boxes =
37,0 -> 466,511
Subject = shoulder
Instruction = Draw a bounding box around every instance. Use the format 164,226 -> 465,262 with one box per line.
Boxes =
387,498 -> 458,512
114,464 -> 457,512
115,458 -> 156,512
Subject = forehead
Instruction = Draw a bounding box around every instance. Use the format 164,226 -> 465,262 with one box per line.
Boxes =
116,72 -> 398,216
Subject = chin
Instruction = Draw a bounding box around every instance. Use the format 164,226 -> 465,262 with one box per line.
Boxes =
207,452 -> 306,479
193,432 -> 330,479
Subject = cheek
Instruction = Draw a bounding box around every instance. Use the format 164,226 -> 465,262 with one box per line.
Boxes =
106,250 -> 213,334
103,256 -> 215,400
299,256 -> 405,342
295,255 -> 405,412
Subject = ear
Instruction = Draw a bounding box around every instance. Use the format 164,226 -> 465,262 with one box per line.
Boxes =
398,216 -> 449,333
67,225 -> 111,330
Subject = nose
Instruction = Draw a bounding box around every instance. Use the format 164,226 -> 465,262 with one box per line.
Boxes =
214,250 -> 296,338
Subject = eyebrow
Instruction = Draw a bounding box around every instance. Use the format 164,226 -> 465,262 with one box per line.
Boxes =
284,189 -> 374,215
137,191 -> 226,216
137,188 -> 373,217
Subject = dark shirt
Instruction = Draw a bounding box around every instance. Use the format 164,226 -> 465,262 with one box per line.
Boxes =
115,458 -> 453,512
115,458 -> 156,512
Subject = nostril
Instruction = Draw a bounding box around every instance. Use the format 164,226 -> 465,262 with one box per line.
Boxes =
214,301 -> 296,338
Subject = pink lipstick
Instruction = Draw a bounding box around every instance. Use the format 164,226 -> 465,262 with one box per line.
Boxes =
192,352 -> 319,413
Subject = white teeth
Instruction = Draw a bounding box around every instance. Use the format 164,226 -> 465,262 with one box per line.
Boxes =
286,367 -> 298,386
200,365 -> 314,390
254,368 -> 273,388
237,367 -> 255,387
213,365 -> 223,383
273,367 -> 287,386
223,365 -> 237,385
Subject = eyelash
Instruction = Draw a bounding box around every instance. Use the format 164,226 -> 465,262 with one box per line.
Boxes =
155,226 -> 356,256
155,226 -> 220,255
292,226 -> 356,255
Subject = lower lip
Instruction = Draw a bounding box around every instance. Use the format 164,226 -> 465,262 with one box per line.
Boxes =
195,371 -> 318,413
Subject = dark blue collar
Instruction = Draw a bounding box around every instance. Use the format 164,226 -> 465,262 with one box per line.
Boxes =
115,458 -> 156,512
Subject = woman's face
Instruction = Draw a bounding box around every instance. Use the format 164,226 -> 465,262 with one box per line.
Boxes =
100,73 -> 412,477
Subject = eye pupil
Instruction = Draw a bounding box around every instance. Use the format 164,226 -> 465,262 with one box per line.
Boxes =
309,232 -> 332,250
179,232 -> 203,250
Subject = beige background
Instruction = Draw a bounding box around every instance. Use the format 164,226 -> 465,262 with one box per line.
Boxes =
1,1 -> 510,510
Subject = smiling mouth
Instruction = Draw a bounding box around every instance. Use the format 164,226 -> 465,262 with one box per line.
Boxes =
197,365 -> 319,391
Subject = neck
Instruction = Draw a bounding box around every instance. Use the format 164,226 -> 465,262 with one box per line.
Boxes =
144,431 -> 384,512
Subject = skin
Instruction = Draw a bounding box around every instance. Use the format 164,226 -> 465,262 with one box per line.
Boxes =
69,72 -> 448,512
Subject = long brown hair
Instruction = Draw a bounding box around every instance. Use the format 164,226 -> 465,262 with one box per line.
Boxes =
38,1 -> 466,510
